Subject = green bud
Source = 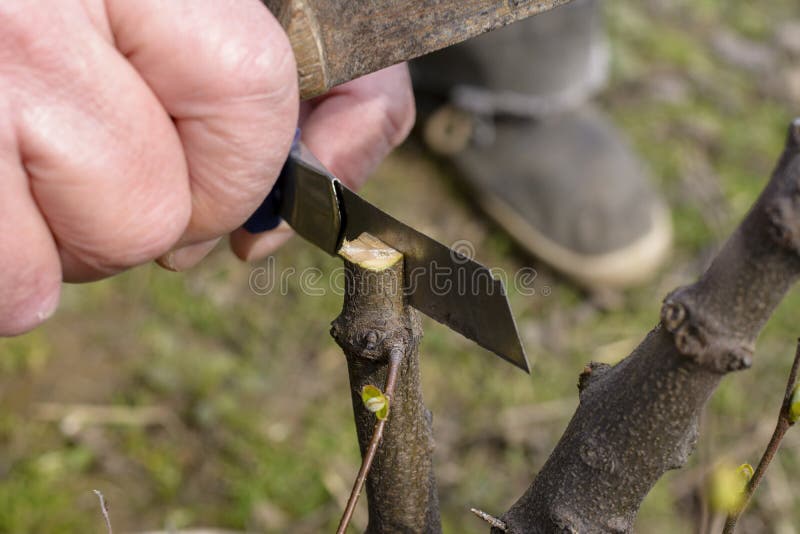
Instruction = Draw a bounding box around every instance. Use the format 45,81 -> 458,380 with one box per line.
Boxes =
789,384 -> 800,423
709,463 -> 746,513
361,385 -> 389,420
737,463 -> 754,485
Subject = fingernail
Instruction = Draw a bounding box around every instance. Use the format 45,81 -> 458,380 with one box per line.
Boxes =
1,286 -> 60,336
157,239 -> 221,272
37,290 -> 59,321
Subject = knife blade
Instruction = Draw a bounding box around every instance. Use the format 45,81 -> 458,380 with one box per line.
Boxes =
244,138 -> 530,373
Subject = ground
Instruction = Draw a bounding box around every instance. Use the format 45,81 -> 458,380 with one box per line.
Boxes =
3,1 -> 800,533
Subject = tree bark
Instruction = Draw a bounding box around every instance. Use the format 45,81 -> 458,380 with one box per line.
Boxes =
331,233 -> 441,534
496,120 -> 800,533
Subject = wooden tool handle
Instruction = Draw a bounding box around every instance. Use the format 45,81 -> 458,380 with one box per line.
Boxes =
263,0 -> 570,100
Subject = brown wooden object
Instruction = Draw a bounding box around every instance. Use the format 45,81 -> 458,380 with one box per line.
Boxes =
263,0 -> 571,99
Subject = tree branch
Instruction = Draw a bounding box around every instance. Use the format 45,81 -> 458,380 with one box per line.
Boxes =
723,339 -> 800,533
331,233 -> 441,533
337,347 -> 403,534
93,490 -> 113,534
471,508 -> 508,531
495,119 -> 800,533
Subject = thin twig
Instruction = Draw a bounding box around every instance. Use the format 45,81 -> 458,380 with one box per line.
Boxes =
470,508 -> 508,531
336,347 -> 404,534
723,339 -> 800,533
93,490 -> 113,534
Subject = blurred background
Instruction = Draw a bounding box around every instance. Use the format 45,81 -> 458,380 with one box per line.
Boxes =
3,1 -> 800,532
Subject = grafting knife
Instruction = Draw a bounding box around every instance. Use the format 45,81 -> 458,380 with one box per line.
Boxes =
242,0 -> 575,372
244,137 -> 530,372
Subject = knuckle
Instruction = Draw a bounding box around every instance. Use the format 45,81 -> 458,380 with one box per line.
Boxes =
0,4 -> 37,52
0,7 -> 46,72
217,9 -> 297,107
0,6 -> 100,107
0,5 -> 74,76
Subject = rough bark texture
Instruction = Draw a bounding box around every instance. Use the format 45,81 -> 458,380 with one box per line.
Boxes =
331,234 -> 441,534
263,0 -> 571,98
496,120 -> 800,533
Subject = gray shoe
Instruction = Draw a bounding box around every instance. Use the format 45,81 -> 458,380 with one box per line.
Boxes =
437,107 -> 672,289
411,0 -> 609,116
411,0 -> 672,289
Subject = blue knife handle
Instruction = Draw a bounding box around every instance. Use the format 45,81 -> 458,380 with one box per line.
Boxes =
242,128 -> 301,234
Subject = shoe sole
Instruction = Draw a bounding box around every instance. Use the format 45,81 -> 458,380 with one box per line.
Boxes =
479,191 -> 673,290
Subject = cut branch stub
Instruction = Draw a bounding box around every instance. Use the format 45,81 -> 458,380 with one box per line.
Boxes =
494,120 -> 800,533
331,232 -> 441,534
332,233 -> 408,362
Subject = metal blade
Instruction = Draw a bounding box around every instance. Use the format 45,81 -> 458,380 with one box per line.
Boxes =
278,143 -> 342,255
336,184 -> 530,373
279,143 -> 529,372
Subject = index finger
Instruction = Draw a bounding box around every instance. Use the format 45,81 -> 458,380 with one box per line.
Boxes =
229,64 -> 415,261
107,0 -> 299,246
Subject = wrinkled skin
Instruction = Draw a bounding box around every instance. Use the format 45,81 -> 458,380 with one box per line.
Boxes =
0,0 -> 415,336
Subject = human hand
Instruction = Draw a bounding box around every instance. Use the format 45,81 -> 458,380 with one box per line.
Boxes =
229,64 -> 415,261
0,0 -> 414,336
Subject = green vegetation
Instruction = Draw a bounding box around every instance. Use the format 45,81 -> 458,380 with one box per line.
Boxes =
2,1 -> 800,532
